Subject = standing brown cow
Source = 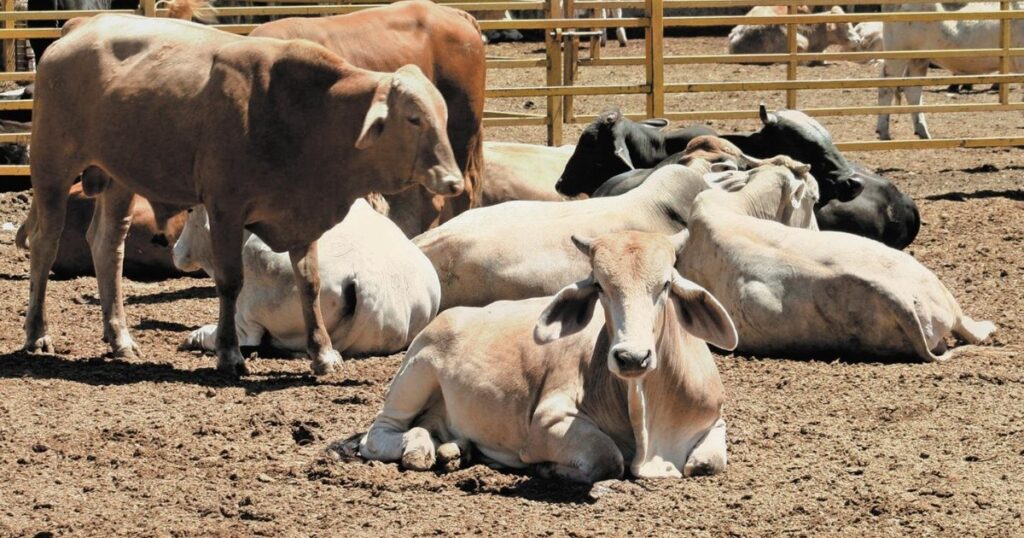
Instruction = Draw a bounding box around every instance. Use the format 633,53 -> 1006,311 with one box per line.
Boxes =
23,14 -> 463,376
251,0 -> 485,237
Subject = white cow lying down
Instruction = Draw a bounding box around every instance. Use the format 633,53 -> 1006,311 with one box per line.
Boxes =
360,230 -> 738,482
677,166 -> 997,361
173,199 -> 441,356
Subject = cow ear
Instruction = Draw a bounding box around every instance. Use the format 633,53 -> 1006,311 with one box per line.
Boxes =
668,229 -> 690,254
759,103 -> 778,126
640,118 -> 669,129
835,176 -> 864,202
535,277 -> 600,343
788,174 -> 807,209
571,235 -> 594,257
670,273 -> 738,351
356,75 -> 394,150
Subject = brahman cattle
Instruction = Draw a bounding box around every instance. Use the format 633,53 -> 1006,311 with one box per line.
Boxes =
876,2 -> 1024,140
17,183 -> 190,280
677,165 -> 997,361
23,14 -> 463,376
727,5 -> 860,63
479,142 -> 576,205
559,106 -> 922,250
251,0 -> 485,237
173,200 -> 440,356
360,230 -> 738,482
416,137 -> 754,311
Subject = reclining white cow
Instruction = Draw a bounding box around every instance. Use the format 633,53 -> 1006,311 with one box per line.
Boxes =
677,164 -> 997,360
416,136 -> 759,311
360,229 -> 738,482
173,199 -> 441,356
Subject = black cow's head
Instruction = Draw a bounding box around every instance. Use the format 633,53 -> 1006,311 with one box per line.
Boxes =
730,105 -> 863,205
556,108 -> 665,197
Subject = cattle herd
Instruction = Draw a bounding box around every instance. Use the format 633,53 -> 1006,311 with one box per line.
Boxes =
13,0 -> 999,483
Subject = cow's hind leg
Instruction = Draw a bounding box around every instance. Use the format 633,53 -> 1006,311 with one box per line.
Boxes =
206,206 -> 247,376
23,162 -> 79,354
905,59 -> 931,139
360,351 -> 443,471
876,59 -> 907,140
87,180 -> 140,359
288,241 -> 342,375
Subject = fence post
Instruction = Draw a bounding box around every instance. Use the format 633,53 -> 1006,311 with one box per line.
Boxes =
142,0 -> 156,17
1000,1 -> 1010,105
2,0 -> 14,73
545,0 -> 563,145
646,0 -> 664,117
563,0 -> 576,124
785,2 -> 797,109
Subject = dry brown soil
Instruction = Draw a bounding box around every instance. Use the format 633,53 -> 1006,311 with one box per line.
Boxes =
0,35 -> 1022,537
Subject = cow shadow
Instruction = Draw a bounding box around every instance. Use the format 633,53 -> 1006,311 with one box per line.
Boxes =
0,350 -> 368,395
76,285 -> 217,306
924,189 -> 1024,202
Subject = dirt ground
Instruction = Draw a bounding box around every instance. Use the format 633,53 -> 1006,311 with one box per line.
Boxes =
1,34 -> 1022,537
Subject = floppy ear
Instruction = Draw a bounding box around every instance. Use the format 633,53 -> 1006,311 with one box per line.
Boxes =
640,118 -> 669,129
535,277 -> 600,343
670,273 -> 738,351
835,176 -> 864,202
571,235 -> 594,257
788,173 -> 808,209
356,75 -> 394,150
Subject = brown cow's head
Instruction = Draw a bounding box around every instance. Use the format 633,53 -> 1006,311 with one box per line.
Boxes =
355,64 -> 464,198
534,231 -> 737,380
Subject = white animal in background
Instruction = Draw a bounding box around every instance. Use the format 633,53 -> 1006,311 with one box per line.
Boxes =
677,164 -> 997,361
876,2 -> 1024,139
728,5 -> 861,63
360,230 -> 738,482
173,199 -> 441,356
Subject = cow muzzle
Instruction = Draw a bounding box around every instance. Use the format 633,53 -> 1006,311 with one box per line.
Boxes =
423,167 -> 465,197
610,346 -> 655,379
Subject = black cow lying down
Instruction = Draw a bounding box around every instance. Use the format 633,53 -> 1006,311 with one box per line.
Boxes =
556,106 -> 920,250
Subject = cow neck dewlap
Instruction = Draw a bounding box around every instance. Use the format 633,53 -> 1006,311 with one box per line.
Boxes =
625,302 -> 687,477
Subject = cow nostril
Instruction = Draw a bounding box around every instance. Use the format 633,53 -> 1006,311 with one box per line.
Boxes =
639,350 -> 652,369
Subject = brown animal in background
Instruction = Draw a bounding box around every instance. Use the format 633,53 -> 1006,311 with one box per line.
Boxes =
251,0 -> 486,237
23,14 -> 462,376
16,183 -> 191,280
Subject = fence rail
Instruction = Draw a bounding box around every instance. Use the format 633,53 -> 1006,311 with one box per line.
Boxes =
0,0 -> 1020,176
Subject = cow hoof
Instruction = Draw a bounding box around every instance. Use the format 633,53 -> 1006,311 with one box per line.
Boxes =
436,442 -> 464,473
311,349 -> 343,376
216,349 -> 248,377
112,342 -> 141,361
24,335 -> 54,354
401,446 -> 435,472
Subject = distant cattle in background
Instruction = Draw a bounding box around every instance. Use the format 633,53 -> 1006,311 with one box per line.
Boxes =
728,5 -> 860,64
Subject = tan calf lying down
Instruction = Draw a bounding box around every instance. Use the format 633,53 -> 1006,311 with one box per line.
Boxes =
677,165 -> 996,361
360,230 -> 738,482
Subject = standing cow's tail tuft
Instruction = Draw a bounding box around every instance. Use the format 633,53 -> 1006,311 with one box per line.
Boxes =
158,0 -> 218,23
15,203 -> 35,250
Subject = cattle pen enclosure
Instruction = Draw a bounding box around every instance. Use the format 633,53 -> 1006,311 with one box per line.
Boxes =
1,0 -> 1024,163
0,1 -> 1022,536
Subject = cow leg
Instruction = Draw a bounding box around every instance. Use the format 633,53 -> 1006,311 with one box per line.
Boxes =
360,353 -> 443,470
614,8 -> 627,47
905,59 -> 931,139
87,182 -> 140,359
288,241 -> 342,375
683,417 -> 728,477
207,208 -> 247,376
876,59 -> 906,140
436,438 -> 472,473
23,167 -> 75,354
523,398 -> 624,483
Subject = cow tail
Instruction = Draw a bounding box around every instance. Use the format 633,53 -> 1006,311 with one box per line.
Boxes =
15,202 -> 35,250
464,125 -> 485,209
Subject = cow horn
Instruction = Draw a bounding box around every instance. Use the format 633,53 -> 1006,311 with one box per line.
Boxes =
759,103 -> 777,126
571,235 -> 594,256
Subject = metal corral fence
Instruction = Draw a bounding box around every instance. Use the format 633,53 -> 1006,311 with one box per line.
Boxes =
0,0 -> 1022,177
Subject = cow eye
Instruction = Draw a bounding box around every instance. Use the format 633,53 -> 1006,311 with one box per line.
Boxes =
408,116 -> 422,126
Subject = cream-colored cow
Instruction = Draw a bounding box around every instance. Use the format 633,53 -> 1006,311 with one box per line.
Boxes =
677,164 -> 996,361
360,230 -> 738,482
